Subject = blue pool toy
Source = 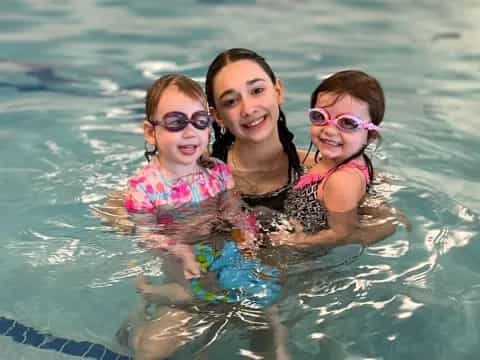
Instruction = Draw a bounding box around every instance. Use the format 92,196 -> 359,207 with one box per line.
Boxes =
190,240 -> 281,308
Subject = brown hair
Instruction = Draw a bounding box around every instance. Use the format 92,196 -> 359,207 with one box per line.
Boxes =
145,74 -> 208,122
310,70 -> 385,126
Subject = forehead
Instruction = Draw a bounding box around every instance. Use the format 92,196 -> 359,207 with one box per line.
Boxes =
315,92 -> 370,118
213,59 -> 270,94
155,85 -> 204,116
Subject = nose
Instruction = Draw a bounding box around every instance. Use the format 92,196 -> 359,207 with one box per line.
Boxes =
181,123 -> 197,137
322,120 -> 339,135
239,96 -> 257,118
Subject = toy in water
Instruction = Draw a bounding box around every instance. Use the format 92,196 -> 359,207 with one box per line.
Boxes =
190,229 -> 281,308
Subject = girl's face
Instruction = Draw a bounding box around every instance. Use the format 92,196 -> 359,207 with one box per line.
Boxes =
212,60 -> 284,144
311,92 -> 371,164
144,85 -> 209,173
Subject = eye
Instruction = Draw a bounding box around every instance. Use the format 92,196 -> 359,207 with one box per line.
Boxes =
310,110 -> 325,122
221,97 -> 238,108
338,116 -> 359,130
251,86 -> 265,95
163,113 -> 185,127
193,112 -> 211,128
309,109 -> 327,125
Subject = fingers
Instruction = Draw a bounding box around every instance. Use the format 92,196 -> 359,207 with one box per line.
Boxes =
270,232 -> 289,247
183,263 -> 201,280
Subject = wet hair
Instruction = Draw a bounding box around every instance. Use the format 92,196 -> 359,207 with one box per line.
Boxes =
143,74 -> 210,162
205,48 -> 302,177
309,70 -> 385,189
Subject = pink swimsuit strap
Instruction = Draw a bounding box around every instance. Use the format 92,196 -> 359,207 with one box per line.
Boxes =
294,161 -> 370,190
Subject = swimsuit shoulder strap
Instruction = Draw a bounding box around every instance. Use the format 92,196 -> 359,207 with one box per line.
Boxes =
322,161 -> 370,188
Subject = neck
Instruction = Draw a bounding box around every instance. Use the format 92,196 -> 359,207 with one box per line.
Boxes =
152,156 -> 200,179
231,134 -> 285,170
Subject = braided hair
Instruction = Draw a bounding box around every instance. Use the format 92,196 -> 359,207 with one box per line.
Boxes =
205,48 -> 302,177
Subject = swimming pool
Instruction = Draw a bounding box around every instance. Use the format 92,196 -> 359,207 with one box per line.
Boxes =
1,0 -> 479,359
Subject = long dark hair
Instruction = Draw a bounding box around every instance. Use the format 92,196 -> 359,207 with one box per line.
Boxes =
309,70 -> 385,189
205,48 -> 302,177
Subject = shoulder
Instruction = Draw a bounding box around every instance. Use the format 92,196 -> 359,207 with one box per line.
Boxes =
204,157 -> 234,188
126,163 -> 168,197
322,168 -> 366,212
206,157 -> 231,174
128,163 -> 156,185
197,157 -> 234,192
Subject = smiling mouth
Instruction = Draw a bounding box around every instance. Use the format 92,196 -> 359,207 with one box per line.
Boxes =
321,138 -> 341,146
242,116 -> 265,129
178,145 -> 198,154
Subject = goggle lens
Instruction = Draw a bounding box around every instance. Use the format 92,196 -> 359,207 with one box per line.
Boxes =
151,111 -> 212,132
309,109 -> 375,132
337,116 -> 360,131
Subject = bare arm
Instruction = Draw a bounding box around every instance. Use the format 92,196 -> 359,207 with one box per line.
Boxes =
92,189 -> 134,233
272,169 -> 369,247
135,274 -> 194,305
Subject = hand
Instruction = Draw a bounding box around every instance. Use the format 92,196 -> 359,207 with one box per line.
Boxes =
270,230 -> 310,247
231,229 -> 258,258
171,244 -> 202,280
270,218 -> 310,247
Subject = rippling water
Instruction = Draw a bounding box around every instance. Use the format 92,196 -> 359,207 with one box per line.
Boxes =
1,0 -> 479,359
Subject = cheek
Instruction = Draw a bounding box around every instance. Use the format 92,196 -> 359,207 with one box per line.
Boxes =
360,131 -> 369,144
217,109 -> 237,129
201,130 -> 210,143
155,131 -> 176,146
220,105 -> 238,118
269,100 -> 280,120
310,126 -> 321,138
345,132 -> 368,147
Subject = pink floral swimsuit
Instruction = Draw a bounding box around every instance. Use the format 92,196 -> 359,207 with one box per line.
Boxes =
124,157 -> 235,214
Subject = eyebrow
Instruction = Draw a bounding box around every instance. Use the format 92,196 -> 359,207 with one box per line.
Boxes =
218,78 -> 267,101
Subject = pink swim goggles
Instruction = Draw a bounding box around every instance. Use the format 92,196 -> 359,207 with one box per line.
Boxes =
308,108 -> 380,132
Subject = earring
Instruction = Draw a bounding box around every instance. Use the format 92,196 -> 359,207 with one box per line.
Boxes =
144,142 -> 157,161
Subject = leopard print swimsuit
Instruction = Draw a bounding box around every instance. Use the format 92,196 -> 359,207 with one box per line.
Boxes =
284,161 -> 370,234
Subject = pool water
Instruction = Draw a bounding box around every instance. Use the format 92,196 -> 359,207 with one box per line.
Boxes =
1,0 -> 479,359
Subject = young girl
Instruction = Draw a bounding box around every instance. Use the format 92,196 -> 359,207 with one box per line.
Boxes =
122,74 -> 287,360
123,73 -> 236,279
272,70 -> 385,247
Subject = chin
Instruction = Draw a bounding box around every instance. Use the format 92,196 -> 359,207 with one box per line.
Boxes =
250,126 -> 277,144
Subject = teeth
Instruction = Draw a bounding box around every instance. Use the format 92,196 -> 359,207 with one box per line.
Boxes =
245,117 -> 263,128
322,139 -> 340,146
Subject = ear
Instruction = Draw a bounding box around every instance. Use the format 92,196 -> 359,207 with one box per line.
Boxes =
367,130 -> 379,144
210,107 -> 225,128
274,79 -> 285,106
143,120 -> 156,145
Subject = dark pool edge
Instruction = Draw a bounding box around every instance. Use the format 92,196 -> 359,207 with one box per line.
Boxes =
0,316 -> 132,360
